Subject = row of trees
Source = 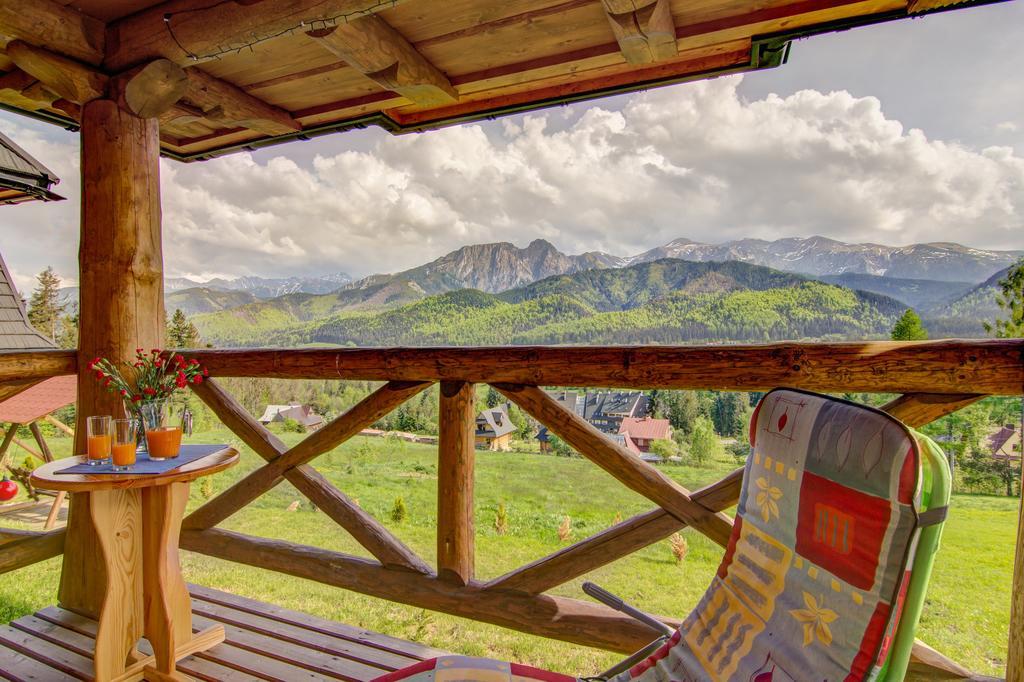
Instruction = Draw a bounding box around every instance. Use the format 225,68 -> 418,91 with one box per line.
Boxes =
890,260 -> 1023,496
25,266 -> 201,349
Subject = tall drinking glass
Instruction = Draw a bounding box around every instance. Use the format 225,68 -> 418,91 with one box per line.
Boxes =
140,400 -> 182,461
111,419 -> 137,472
86,415 -> 112,466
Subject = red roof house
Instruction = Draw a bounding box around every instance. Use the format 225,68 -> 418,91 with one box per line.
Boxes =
618,417 -> 672,453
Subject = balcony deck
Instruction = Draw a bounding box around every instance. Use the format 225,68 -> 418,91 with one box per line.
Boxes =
0,584 -> 447,681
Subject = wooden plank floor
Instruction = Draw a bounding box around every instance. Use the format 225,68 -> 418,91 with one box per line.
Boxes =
0,584 -> 447,681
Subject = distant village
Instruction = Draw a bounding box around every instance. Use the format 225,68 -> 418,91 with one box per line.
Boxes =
258,389 -> 678,463
257,389 -> 1021,470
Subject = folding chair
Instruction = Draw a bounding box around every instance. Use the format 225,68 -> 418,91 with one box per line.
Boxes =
377,389 -> 951,682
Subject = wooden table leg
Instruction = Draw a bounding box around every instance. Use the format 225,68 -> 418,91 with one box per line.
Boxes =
89,489 -> 144,681
141,481 -> 196,681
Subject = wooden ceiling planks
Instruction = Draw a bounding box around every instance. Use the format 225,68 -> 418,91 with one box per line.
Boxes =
0,0 -> 1002,160
389,42 -> 754,127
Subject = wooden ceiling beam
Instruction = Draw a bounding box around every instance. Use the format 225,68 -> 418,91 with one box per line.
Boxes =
5,39 -> 108,104
0,71 -> 55,113
0,67 -> 81,121
2,35 -> 295,135
600,0 -> 677,65
105,0 -> 415,72
307,16 -> 458,107
182,67 -> 301,136
0,0 -> 104,65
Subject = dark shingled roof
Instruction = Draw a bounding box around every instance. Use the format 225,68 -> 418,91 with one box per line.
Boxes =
0,249 -> 76,421
0,130 -> 64,205
476,406 -> 515,439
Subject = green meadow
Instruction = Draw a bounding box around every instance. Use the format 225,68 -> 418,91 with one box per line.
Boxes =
0,428 -> 1017,677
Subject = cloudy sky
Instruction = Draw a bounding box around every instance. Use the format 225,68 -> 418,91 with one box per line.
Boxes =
0,2 -> 1021,292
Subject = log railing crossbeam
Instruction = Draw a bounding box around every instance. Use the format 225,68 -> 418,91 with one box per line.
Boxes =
181,527 -> 677,655
179,341 -> 1024,395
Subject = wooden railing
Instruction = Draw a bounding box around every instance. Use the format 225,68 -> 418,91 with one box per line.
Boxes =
1,340 -> 1023,679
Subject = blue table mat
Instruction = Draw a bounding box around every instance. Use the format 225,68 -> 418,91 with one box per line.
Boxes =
55,444 -> 228,475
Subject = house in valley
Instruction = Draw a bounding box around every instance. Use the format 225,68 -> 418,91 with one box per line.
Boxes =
618,417 -> 672,453
988,424 -> 1022,462
258,404 -> 325,431
476,405 -> 516,451
545,390 -> 648,434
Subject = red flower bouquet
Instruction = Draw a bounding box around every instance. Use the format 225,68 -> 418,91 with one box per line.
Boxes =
88,348 -> 207,405
87,349 -> 208,459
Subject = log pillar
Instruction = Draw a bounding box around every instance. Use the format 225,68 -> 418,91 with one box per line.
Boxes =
59,98 -> 165,618
1010,472 -> 1024,682
437,381 -> 475,585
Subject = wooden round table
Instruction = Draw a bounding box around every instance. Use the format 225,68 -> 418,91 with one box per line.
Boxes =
32,447 -> 238,682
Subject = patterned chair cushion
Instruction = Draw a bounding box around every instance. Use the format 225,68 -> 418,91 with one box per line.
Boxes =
615,389 -> 923,682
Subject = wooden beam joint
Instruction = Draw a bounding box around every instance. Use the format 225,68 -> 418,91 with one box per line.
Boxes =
307,15 -> 457,106
601,0 -> 677,64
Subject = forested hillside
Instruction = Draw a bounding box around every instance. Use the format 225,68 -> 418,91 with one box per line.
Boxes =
195,259 -> 906,347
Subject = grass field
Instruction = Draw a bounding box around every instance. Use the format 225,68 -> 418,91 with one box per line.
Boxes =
0,428 -> 1018,677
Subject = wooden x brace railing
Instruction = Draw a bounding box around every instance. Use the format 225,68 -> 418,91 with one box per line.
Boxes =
184,378 -> 433,573
493,383 -> 736,547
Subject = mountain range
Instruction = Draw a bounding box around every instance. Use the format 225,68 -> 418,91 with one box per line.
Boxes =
195,259 -> 908,347
626,236 -> 1020,282
49,235 -> 1019,342
165,273 -> 352,298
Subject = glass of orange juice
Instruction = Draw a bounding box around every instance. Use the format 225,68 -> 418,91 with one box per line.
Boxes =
140,401 -> 182,461
111,419 -> 137,472
86,415 -> 112,466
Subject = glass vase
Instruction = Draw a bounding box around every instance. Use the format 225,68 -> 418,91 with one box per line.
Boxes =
139,400 -> 183,461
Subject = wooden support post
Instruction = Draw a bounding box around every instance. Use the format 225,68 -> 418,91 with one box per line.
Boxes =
1010,467 -> 1024,682
437,381 -> 475,585
61,98 -> 164,620
28,421 -> 53,462
0,423 -> 16,468
29,420 -> 65,530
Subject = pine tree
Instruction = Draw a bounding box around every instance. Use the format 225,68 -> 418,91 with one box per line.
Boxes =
984,259 -> 1024,338
891,309 -> 928,341
167,308 -> 201,348
27,267 -> 64,343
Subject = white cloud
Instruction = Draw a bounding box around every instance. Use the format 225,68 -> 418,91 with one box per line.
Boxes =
997,121 -> 1019,133
1,74 -> 1022,286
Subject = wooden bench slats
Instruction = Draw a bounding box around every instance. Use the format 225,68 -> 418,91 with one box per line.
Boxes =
190,598 -> 411,671
0,585 -> 445,681
0,641 -> 78,682
192,613 -> 383,681
0,624 -> 92,680
188,583 -> 445,660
